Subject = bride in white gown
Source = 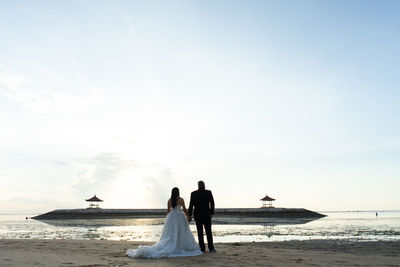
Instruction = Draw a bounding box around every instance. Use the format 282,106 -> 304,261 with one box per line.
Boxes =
126,187 -> 203,258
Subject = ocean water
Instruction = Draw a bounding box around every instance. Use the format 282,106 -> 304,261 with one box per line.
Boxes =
0,211 -> 399,243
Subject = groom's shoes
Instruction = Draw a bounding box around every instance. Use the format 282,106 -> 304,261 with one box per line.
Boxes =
210,249 -> 217,253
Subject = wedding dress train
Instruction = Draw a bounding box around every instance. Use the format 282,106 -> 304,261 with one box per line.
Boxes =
126,205 -> 203,258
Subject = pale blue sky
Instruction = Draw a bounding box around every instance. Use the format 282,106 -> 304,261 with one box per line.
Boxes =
0,1 -> 399,212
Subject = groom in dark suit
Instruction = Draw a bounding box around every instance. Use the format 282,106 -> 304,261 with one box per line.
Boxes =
188,180 -> 216,253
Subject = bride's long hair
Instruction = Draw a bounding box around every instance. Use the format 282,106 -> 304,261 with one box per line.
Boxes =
171,187 -> 179,208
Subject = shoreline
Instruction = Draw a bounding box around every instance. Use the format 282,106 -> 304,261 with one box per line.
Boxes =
1,239 -> 399,266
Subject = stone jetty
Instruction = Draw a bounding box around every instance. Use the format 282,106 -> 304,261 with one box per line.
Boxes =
32,208 -> 325,220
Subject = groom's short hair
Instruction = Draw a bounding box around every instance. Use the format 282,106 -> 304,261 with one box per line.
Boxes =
198,181 -> 205,189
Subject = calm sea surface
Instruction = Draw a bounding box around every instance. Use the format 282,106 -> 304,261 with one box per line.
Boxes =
1,211 -> 399,242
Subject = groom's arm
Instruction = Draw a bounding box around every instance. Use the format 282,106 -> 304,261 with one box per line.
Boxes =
209,191 -> 215,216
188,192 -> 194,217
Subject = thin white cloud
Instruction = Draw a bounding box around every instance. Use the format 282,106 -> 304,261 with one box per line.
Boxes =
4,87 -> 106,117
71,152 -> 132,188
68,152 -> 178,208
0,71 -> 27,89
143,167 -> 177,207
0,70 -> 106,121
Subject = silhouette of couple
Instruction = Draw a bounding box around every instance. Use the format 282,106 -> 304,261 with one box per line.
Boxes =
126,181 -> 215,258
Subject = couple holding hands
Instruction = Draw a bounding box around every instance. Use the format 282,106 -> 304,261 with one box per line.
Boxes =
127,181 -> 215,258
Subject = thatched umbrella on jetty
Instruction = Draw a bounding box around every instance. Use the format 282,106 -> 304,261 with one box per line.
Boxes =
86,195 -> 103,209
260,195 -> 275,208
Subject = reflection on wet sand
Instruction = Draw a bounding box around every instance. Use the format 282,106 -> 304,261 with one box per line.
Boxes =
258,218 -> 318,238
37,217 -> 320,240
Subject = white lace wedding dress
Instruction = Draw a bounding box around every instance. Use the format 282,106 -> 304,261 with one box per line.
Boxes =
126,205 -> 203,258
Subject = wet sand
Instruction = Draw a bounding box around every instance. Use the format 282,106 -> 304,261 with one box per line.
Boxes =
0,239 -> 399,266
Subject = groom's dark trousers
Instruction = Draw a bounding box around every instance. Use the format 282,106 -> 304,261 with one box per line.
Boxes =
189,188 -> 215,252
195,217 -> 213,252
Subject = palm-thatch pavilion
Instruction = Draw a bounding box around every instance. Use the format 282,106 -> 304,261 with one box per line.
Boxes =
86,195 -> 103,209
260,194 -> 275,208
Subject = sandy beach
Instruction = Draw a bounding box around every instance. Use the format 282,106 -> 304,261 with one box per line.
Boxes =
0,239 -> 399,266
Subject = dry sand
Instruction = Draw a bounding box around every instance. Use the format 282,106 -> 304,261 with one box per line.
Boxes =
0,239 -> 399,266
